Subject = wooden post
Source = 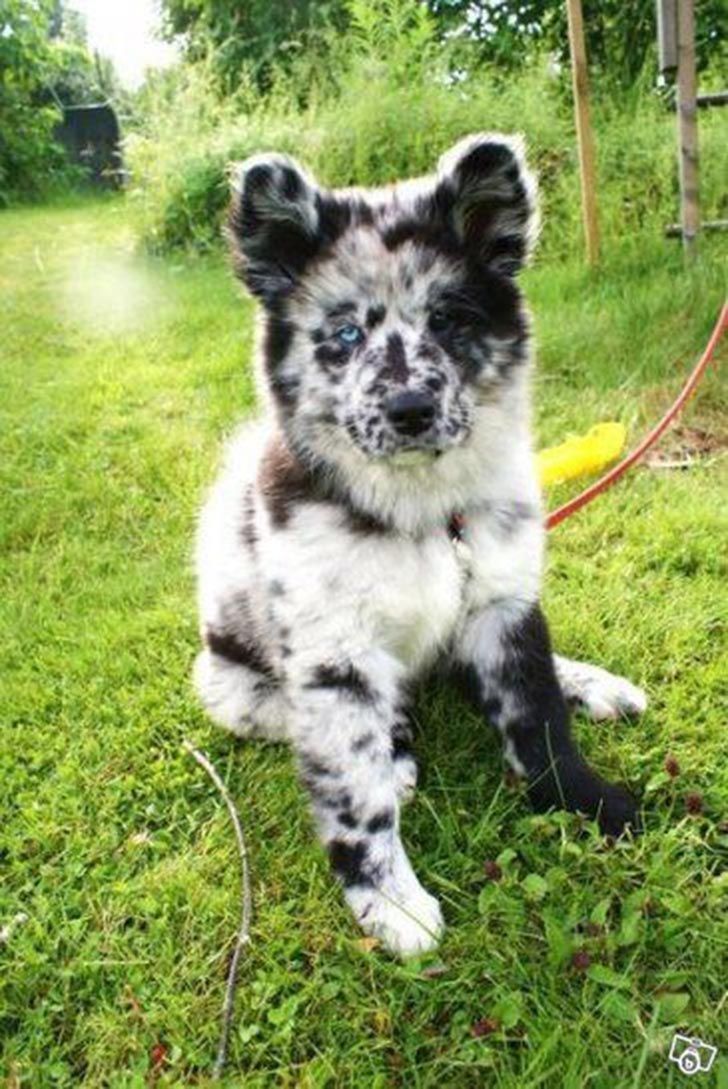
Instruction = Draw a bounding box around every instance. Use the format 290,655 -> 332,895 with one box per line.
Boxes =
676,0 -> 699,255
565,0 -> 600,266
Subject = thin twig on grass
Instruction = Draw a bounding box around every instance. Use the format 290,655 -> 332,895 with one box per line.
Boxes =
183,740 -> 252,1081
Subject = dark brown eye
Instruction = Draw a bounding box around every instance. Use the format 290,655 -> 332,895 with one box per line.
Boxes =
429,309 -> 453,333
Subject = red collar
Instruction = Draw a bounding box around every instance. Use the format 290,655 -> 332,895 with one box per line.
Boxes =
447,512 -> 466,541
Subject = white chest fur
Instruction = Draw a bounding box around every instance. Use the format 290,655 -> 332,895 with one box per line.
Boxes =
366,531 -> 464,667
264,504 -> 464,673
340,516 -> 543,674
262,495 -> 544,679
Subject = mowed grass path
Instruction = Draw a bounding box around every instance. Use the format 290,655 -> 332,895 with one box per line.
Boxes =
1,198 -> 726,1088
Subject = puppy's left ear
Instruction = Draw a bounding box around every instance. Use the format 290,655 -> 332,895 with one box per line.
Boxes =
433,133 -> 539,275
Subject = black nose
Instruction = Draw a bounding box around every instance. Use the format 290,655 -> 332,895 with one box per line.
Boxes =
385,391 -> 436,436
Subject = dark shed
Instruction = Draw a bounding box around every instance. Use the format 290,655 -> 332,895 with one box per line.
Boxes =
54,102 -> 123,187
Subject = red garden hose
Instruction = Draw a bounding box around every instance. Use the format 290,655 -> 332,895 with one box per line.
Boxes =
546,302 -> 728,530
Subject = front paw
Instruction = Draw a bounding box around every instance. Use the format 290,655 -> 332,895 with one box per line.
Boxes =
347,881 -> 444,958
590,780 -> 641,837
528,760 -> 641,837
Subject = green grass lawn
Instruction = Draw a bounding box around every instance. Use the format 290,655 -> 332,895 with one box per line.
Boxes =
1,197 -> 726,1088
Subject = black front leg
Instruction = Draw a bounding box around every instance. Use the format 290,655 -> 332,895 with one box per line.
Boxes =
454,602 -> 640,836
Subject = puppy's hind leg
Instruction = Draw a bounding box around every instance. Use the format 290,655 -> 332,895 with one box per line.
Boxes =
554,655 -> 647,722
194,644 -> 289,743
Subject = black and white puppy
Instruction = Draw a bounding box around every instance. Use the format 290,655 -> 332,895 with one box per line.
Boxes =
194,135 -> 646,956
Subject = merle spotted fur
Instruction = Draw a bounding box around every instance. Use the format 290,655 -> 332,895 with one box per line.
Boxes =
194,135 -> 646,956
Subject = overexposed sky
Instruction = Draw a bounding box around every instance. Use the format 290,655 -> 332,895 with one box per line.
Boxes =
71,0 -> 178,89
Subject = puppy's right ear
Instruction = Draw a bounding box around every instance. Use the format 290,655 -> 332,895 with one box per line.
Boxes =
227,153 -> 321,305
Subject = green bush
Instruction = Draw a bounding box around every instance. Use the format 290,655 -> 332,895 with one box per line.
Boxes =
125,0 -> 728,259
0,99 -> 63,205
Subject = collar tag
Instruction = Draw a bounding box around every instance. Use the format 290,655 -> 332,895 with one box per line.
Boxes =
447,511 -> 472,567
447,512 -> 466,542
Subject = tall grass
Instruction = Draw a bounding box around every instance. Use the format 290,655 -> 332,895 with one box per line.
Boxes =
125,0 -> 728,259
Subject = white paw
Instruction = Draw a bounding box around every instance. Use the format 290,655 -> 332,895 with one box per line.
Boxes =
558,657 -> 648,721
393,755 -> 418,804
348,881 -> 444,958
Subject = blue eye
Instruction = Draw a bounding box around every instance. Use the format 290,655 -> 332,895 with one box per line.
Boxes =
336,323 -> 364,347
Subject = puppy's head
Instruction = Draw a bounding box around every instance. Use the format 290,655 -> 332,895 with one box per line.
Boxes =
227,135 -> 538,466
